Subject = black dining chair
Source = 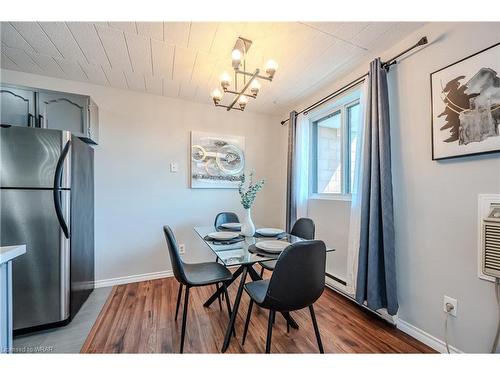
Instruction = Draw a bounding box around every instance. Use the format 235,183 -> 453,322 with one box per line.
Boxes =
214,212 -> 240,228
163,225 -> 234,353
242,240 -> 327,353
259,217 -> 315,276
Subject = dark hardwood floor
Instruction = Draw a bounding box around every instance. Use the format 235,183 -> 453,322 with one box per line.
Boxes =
81,273 -> 435,353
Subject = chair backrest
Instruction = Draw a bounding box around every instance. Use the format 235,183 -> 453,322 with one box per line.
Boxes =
163,226 -> 187,284
214,212 -> 240,227
290,218 -> 315,240
265,240 -> 326,311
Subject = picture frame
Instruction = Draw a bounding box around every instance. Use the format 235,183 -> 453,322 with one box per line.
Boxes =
190,131 -> 245,189
430,42 -> 500,160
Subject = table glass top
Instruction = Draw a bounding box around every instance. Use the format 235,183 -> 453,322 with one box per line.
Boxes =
194,226 -> 334,266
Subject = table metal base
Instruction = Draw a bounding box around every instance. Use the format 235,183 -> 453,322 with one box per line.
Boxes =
203,264 -> 299,353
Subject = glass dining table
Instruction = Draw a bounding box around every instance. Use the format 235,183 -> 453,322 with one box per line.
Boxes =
193,226 -> 335,353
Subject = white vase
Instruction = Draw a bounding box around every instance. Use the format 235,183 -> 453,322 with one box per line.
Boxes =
240,208 -> 255,237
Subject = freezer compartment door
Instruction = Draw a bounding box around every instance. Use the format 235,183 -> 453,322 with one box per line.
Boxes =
0,126 -> 71,189
0,189 -> 70,330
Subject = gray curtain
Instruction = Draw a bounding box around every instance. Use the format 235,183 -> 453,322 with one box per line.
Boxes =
355,58 -> 398,316
285,111 -> 298,233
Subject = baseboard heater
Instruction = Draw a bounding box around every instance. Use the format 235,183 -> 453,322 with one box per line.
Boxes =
325,272 -> 347,286
324,274 -> 395,326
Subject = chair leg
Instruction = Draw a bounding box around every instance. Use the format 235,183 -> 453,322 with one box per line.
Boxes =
215,256 -> 224,302
266,310 -> 275,354
180,287 -> 190,353
222,284 -> 236,338
217,284 -> 222,311
242,299 -> 254,345
309,304 -> 324,353
260,267 -> 264,278
175,283 -> 183,321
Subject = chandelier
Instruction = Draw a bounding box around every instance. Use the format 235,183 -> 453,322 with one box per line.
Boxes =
211,37 -> 278,111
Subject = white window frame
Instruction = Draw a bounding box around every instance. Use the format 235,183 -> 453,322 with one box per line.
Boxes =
309,92 -> 361,202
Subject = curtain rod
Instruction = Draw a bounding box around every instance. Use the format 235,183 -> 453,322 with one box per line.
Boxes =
280,36 -> 428,125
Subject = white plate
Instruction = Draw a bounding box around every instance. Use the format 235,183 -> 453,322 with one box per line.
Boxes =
207,232 -> 239,241
220,222 -> 241,229
256,228 -> 284,236
255,240 -> 291,253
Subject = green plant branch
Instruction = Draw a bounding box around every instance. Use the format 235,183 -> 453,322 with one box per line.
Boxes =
238,172 -> 265,209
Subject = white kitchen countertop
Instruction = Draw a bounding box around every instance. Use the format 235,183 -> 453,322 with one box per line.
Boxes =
0,245 -> 26,265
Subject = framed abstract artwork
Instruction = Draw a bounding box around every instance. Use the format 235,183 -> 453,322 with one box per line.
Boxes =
190,131 -> 245,189
430,42 -> 500,160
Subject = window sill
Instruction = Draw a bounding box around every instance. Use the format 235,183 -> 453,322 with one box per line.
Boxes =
309,193 -> 352,202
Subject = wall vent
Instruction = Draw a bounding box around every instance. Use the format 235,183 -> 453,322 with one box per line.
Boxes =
483,205 -> 500,278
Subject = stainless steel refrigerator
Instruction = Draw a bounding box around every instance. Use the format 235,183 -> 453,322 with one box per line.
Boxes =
0,126 -> 94,333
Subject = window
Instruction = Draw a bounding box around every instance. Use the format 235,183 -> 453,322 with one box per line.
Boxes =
311,89 -> 361,198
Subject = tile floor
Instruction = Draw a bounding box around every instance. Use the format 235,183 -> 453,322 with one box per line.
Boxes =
12,287 -> 111,353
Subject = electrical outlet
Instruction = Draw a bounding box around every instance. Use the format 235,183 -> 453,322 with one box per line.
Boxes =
178,243 -> 186,254
443,295 -> 458,317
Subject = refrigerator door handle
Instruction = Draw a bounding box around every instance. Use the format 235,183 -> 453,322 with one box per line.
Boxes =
28,113 -> 34,127
38,114 -> 44,128
54,140 -> 71,239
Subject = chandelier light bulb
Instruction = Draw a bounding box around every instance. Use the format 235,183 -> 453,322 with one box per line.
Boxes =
231,49 -> 242,69
250,79 -> 261,96
220,72 -> 231,90
238,95 -> 248,110
211,88 -> 223,104
265,59 -> 278,79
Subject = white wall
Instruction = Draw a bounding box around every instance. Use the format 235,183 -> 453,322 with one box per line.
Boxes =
0,69 -> 287,283
308,199 -> 350,281
388,22 -> 500,353
284,22 -> 500,352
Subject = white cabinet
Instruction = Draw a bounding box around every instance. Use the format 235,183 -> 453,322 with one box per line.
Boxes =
0,261 -> 13,353
0,245 -> 26,354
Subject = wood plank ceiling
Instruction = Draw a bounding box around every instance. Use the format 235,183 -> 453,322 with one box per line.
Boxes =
0,22 -> 424,114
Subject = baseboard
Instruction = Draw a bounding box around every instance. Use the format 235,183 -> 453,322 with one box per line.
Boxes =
94,265 -> 240,289
325,283 -> 461,353
94,270 -> 174,288
396,318 -> 463,354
